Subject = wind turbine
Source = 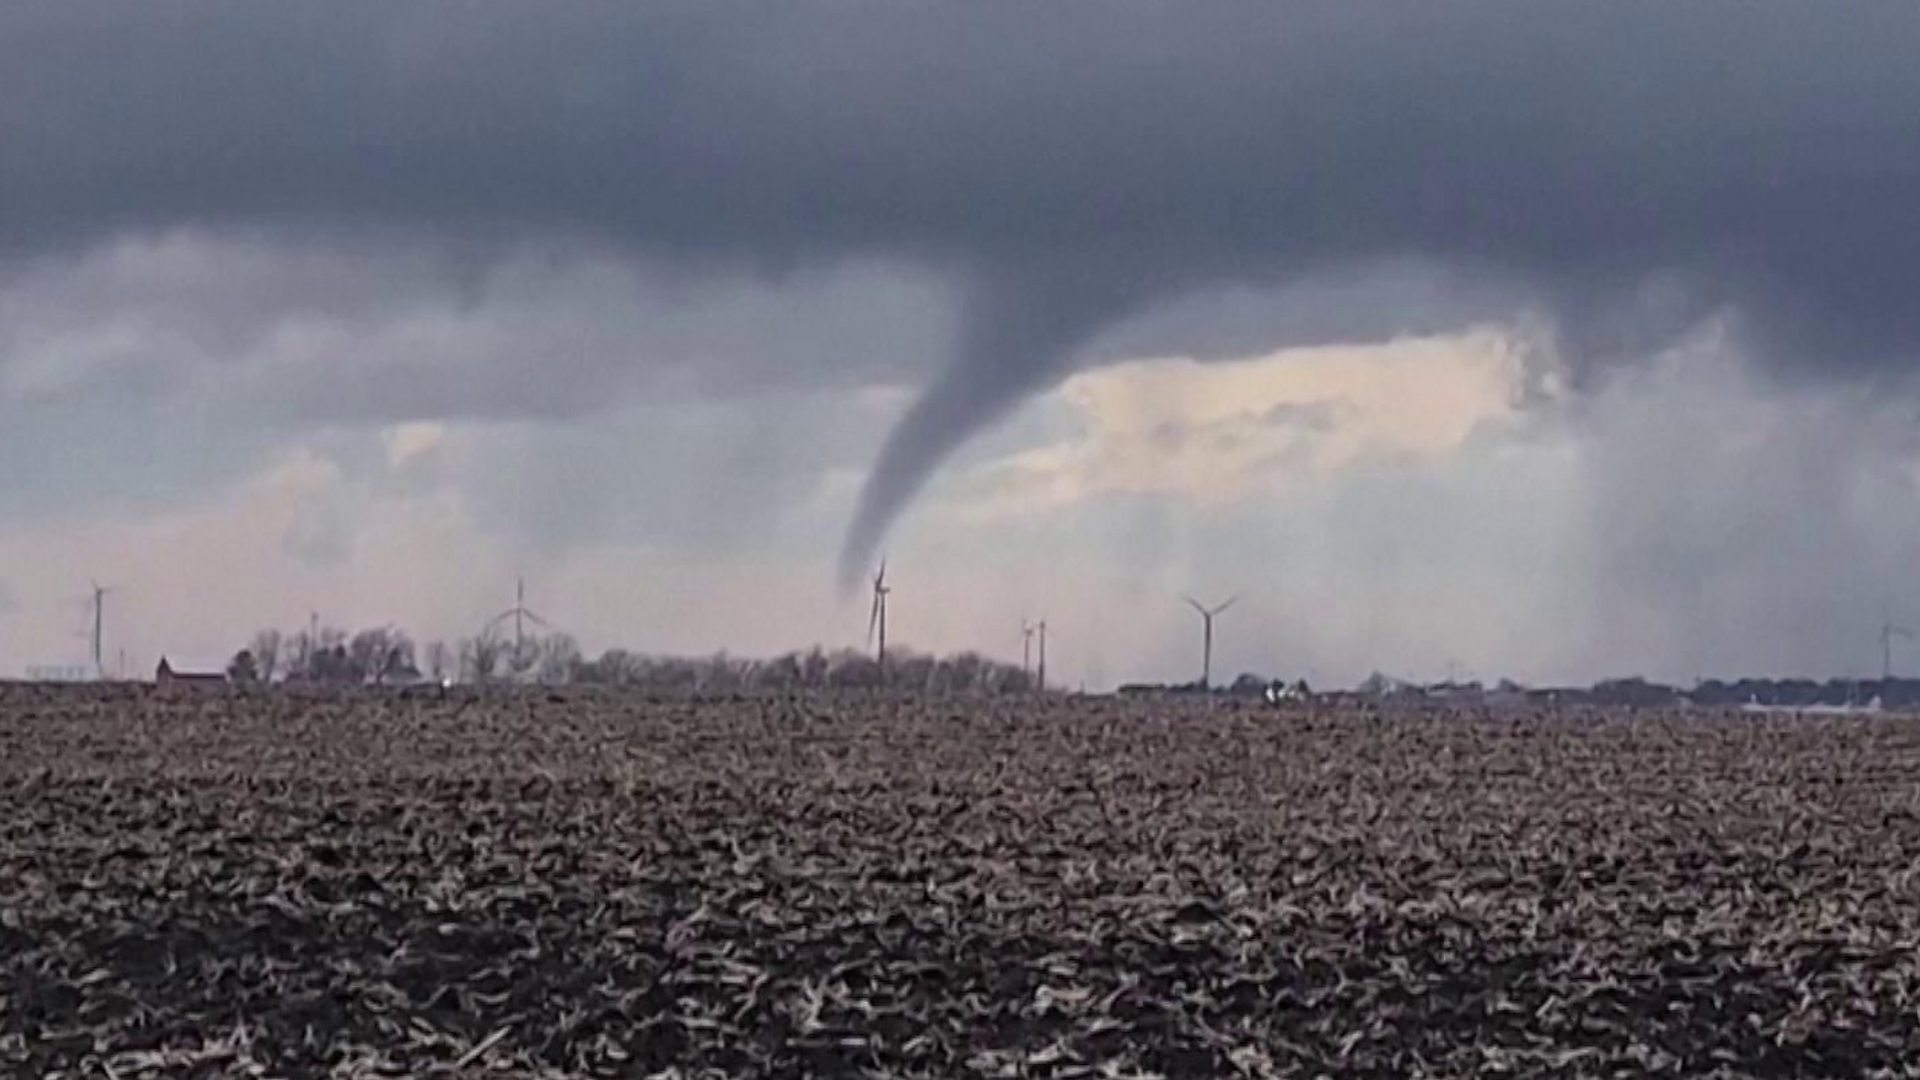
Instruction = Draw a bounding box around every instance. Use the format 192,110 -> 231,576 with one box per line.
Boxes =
867,559 -> 891,683
1021,620 -> 1036,685
88,580 -> 114,679
488,576 -> 553,656
1184,594 -> 1238,691
1883,621 -> 1913,684
1036,618 -> 1049,692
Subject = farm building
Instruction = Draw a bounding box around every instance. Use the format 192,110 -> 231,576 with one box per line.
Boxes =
155,657 -> 228,689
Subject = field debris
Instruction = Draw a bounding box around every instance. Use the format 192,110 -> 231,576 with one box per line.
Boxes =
5,684 -> 1920,1076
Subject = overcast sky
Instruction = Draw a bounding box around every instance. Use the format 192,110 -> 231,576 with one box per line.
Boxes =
6,2 -> 1920,688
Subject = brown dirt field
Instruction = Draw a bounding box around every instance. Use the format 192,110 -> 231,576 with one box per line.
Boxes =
5,685 -> 1920,1077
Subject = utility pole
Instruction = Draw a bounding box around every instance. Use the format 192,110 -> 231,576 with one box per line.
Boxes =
1021,621 -> 1034,685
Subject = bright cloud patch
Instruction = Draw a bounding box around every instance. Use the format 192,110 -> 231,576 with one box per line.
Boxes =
383,421 -> 449,469
953,330 -> 1524,518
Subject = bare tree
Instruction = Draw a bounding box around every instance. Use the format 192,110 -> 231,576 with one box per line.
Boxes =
894,651 -> 936,693
751,653 -> 801,689
348,626 -> 415,684
506,637 -> 541,683
801,647 -> 831,688
306,626 -> 350,682
227,649 -> 259,684
601,649 -> 647,684
286,629 -> 314,681
461,629 -> 507,684
275,624 -> 342,681
532,634 -> 581,685
248,629 -> 283,683
423,640 -> 452,682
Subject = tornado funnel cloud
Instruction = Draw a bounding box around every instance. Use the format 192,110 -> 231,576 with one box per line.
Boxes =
838,366 -> 1039,593
837,268 -> 1145,593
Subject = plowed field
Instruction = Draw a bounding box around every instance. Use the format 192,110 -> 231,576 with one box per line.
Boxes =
6,686 -> 1920,1077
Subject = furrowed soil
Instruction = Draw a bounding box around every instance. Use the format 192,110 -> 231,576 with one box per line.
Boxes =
6,687 -> 1920,1078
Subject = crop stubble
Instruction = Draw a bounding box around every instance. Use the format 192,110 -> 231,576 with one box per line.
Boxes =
4,685 -> 1920,1077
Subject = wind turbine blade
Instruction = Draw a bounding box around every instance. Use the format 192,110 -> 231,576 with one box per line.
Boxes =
1183,596 -> 1207,616
1215,595 -> 1240,615
868,593 -> 881,646
524,610 -> 554,630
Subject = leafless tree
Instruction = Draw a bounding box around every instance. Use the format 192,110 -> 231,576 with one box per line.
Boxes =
505,637 -> 541,683
348,626 -> 416,684
536,633 -> 582,685
461,629 -> 507,684
248,629 -> 283,683
423,640 -> 452,682
226,649 -> 259,684
287,629 -> 313,681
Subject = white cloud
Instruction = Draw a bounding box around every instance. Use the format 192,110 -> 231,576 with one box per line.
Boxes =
383,421 -> 448,469
948,330 -> 1522,520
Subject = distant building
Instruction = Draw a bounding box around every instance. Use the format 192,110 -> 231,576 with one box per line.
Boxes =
155,657 -> 228,689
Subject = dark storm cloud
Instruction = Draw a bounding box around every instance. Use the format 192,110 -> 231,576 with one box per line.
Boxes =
7,1 -> 1920,584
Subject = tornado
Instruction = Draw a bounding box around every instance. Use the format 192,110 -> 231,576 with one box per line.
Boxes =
837,265 -> 1148,593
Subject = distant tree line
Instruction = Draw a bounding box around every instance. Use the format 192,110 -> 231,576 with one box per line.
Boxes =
1689,676 -> 1920,709
228,625 -> 438,685
1494,676 -> 1920,709
230,625 -> 1034,694
571,646 -> 1031,694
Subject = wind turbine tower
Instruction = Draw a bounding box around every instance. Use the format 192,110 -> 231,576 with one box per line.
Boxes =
89,581 -> 114,679
489,576 -> 553,656
1883,621 -> 1913,685
1021,620 -> 1035,684
1184,594 -> 1238,691
85,580 -> 117,672
867,560 -> 891,684
1036,618 -> 1048,692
